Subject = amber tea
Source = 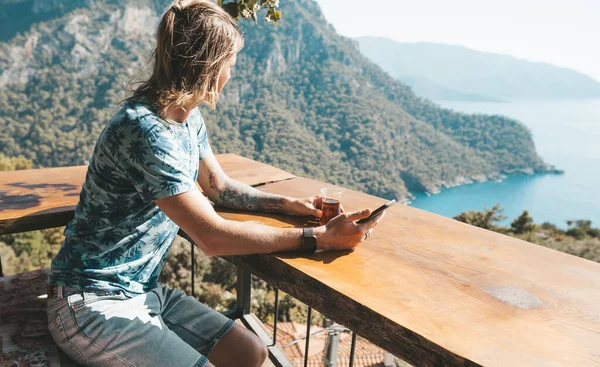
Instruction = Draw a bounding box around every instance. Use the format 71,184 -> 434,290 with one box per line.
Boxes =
320,199 -> 341,225
320,188 -> 343,225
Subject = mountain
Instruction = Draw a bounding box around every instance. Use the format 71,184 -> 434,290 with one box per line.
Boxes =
397,74 -> 502,102
356,36 -> 600,101
0,0 -> 553,200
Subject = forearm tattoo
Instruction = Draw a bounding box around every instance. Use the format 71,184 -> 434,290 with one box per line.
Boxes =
210,173 -> 286,213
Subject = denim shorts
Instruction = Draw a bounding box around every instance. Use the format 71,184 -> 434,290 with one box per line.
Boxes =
46,283 -> 235,367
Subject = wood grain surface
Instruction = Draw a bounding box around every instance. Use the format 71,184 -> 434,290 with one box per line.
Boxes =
223,177 -> 600,367
0,154 -> 295,234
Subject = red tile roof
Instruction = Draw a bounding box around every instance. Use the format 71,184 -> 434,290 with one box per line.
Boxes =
262,322 -> 387,367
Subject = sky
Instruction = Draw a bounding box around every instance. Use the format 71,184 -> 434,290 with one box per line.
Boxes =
316,0 -> 600,82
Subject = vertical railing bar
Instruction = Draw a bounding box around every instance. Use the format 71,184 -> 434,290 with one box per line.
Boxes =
191,242 -> 195,298
304,306 -> 312,367
236,268 -> 252,315
349,331 -> 357,367
271,288 -> 279,346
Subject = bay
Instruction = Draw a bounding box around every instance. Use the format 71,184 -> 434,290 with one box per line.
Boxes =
409,99 -> 600,229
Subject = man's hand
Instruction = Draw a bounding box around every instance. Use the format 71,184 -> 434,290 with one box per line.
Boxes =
284,195 -> 322,217
314,209 -> 384,251
284,195 -> 347,218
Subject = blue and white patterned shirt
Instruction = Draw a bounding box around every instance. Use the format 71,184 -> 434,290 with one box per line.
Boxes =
48,99 -> 212,295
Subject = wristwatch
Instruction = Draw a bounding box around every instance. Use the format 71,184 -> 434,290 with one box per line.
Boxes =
301,227 -> 318,253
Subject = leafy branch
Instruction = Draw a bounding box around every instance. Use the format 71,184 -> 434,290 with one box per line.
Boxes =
217,0 -> 282,23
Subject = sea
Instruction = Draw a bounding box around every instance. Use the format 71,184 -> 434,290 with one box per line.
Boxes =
408,99 -> 600,229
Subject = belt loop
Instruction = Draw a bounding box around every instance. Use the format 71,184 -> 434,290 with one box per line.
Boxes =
57,284 -> 63,299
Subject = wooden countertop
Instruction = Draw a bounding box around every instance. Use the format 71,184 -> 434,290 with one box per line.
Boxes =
224,177 -> 600,367
1,154 -> 599,366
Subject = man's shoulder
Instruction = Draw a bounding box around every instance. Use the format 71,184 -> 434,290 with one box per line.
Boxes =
106,100 -> 170,140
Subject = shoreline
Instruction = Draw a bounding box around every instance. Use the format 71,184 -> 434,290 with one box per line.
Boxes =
403,167 -> 564,205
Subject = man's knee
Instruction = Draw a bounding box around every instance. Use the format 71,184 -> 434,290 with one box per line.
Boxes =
257,340 -> 268,365
247,332 -> 268,366
207,324 -> 268,367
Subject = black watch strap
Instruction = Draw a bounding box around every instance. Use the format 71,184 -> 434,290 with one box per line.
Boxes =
301,227 -> 318,253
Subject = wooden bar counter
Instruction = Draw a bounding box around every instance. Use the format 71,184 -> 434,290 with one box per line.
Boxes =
1,155 -> 599,366
221,179 -> 600,366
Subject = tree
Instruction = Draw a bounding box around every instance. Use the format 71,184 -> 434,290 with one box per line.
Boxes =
588,227 -> 600,238
203,257 -> 237,290
511,210 -> 536,234
574,220 -> 593,230
566,220 -> 594,240
453,204 -> 506,230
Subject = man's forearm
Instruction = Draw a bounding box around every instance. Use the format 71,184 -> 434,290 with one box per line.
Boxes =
203,220 -> 308,256
210,173 -> 289,213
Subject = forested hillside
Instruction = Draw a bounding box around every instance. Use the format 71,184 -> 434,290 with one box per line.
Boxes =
0,0 -> 552,200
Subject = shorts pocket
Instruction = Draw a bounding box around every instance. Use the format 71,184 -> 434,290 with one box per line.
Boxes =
69,292 -> 130,333
48,313 -> 87,366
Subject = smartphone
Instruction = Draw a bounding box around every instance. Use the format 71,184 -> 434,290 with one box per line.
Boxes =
357,199 -> 396,224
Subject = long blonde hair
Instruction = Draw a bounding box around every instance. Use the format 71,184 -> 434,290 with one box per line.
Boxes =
129,0 -> 244,118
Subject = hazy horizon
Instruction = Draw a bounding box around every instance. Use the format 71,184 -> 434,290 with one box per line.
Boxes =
317,0 -> 600,83
357,37 -> 600,82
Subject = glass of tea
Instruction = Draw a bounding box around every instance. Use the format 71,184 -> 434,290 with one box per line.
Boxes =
320,188 -> 343,225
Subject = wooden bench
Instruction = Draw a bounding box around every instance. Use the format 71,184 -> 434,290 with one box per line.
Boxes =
2,154 -> 600,366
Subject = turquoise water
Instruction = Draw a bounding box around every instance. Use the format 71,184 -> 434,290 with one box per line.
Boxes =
409,99 -> 600,229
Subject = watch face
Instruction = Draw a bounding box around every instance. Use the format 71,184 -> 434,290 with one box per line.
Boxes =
305,236 -> 317,248
303,228 -> 318,253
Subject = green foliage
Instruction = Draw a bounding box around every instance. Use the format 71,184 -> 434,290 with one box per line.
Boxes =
566,220 -> 596,240
0,242 -> 32,275
0,227 -> 64,275
541,222 -> 558,231
218,0 -> 281,23
511,210 -> 536,234
0,153 -> 34,171
588,228 -> 600,238
453,204 -> 506,230
566,228 -> 586,240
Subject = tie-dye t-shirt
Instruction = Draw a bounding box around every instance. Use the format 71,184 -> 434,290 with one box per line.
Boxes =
48,99 -> 212,295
